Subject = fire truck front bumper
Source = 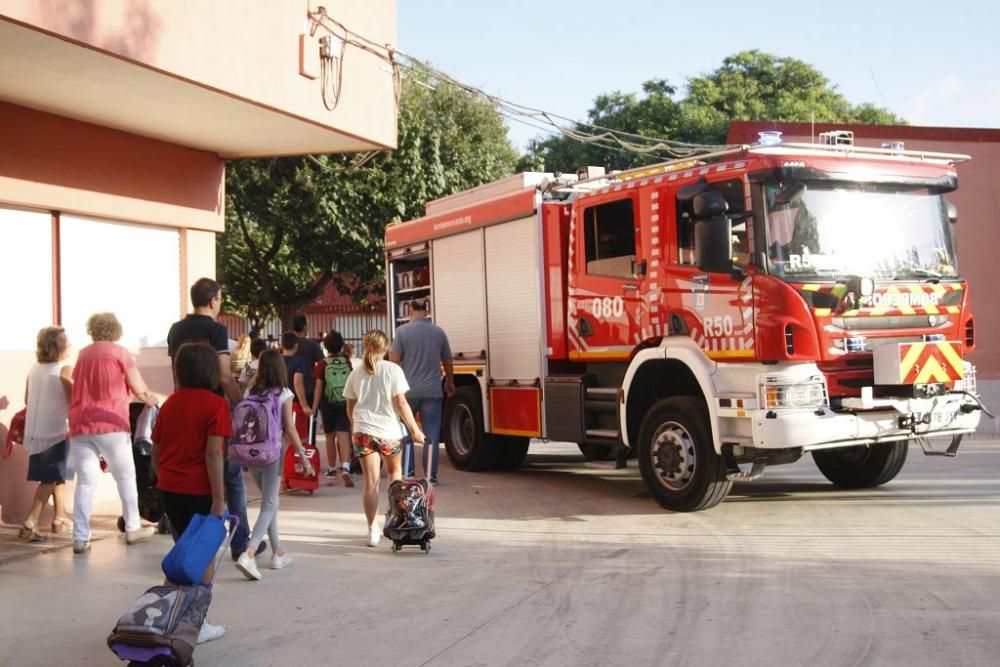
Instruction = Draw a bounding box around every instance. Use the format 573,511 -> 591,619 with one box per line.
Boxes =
750,393 -> 983,451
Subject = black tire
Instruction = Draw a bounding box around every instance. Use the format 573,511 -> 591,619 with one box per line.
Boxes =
812,441 -> 909,488
636,396 -> 732,512
442,386 -> 501,471
578,443 -> 616,461
496,436 -> 530,470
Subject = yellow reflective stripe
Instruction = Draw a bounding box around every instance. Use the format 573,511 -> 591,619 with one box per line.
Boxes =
899,343 -> 924,378
915,355 -> 951,383
813,308 -> 832,317
938,342 -> 965,377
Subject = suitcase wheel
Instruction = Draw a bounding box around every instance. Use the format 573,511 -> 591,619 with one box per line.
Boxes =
392,542 -> 402,553
420,540 -> 431,553
117,516 -> 126,533
157,516 -> 171,534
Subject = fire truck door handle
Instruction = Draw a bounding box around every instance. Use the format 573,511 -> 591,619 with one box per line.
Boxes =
577,317 -> 594,337
623,283 -> 639,291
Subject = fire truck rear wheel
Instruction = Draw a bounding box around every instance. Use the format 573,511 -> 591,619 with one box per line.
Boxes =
637,396 -> 732,512
812,441 -> 909,488
443,386 -> 501,471
496,436 -> 530,470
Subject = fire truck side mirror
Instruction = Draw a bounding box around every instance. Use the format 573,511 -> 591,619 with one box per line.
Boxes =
946,201 -> 958,225
692,192 -> 733,273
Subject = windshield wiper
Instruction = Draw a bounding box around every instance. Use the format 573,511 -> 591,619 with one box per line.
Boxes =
893,267 -> 942,282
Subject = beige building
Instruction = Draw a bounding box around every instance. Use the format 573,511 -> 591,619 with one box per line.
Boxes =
0,1 -> 398,521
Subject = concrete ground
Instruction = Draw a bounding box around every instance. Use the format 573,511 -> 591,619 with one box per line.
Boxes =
1,439 -> 998,666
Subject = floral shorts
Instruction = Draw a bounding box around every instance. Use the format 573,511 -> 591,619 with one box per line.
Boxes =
352,432 -> 402,458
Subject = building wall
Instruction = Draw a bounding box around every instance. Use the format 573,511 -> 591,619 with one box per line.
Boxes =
0,104 -> 223,522
0,0 -> 398,153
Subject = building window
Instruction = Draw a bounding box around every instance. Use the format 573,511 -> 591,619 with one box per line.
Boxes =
0,207 -> 54,350
584,199 -> 636,277
60,215 -> 180,349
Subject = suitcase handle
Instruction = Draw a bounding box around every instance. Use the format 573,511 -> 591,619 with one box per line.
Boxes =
207,515 -> 239,584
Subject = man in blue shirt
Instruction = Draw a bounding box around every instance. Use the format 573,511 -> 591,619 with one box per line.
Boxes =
390,299 -> 454,484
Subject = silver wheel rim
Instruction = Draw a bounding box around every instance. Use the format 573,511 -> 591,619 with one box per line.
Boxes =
449,403 -> 476,458
649,420 -> 696,491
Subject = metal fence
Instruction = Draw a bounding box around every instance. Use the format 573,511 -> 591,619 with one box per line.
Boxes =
219,310 -> 388,348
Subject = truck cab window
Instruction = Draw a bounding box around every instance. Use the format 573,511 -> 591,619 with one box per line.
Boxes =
676,179 -> 749,268
584,199 -> 636,277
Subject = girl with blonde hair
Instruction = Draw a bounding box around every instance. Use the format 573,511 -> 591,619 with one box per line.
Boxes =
343,330 -> 424,547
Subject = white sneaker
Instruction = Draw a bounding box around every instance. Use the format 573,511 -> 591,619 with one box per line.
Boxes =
367,523 -> 381,547
125,525 -> 156,544
269,552 -> 292,569
235,551 -> 262,580
341,467 -> 355,487
197,620 -> 225,644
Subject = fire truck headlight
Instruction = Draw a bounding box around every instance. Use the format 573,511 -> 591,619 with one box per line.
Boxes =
762,376 -> 829,409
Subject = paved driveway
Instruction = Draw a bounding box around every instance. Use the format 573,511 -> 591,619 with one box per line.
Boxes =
2,440 -> 998,666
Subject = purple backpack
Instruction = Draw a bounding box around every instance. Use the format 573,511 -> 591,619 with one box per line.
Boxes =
229,389 -> 283,467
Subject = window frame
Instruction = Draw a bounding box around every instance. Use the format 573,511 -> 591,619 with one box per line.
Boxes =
581,196 -> 638,279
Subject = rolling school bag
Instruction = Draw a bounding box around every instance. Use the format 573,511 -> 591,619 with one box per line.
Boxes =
383,478 -> 436,553
283,419 -> 320,494
108,515 -> 238,666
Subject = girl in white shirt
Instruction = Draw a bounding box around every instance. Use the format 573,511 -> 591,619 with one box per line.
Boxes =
343,330 -> 424,547
21,326 -> 74,541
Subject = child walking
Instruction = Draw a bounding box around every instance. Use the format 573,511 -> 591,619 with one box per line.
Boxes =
343,330 -> 424,547
235,349 -> 313,580
151,342 -> 229,644
310,330 -> 357,485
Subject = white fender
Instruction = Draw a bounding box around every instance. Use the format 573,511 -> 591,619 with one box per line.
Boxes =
620,337 -> 722,452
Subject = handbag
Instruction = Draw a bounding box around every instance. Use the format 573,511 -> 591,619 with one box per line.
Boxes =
161,512 -> 235,585
4,408 -> 26,459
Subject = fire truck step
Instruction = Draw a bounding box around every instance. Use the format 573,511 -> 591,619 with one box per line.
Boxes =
585,400 -> 617,414
585,387 -> 619,401
584,428 -> 620,441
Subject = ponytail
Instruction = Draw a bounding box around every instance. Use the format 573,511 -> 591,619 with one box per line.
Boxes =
362,329 -> 388,375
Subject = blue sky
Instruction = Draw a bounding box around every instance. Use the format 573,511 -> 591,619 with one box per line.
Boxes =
398,0 -> 999,150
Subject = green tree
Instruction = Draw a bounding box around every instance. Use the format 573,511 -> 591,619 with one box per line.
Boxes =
220,69 -> 518,327
524,50 -> 904,173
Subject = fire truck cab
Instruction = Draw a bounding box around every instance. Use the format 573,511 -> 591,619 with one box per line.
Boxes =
384,134 -> 987,511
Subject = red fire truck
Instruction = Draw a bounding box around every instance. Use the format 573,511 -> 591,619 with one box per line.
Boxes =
384,132 -> 989,511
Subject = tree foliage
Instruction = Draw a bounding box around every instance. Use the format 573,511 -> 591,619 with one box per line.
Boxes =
521,50 -> 904,173
220,69 -> 518,326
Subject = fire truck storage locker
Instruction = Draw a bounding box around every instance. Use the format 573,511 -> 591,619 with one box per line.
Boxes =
430,228 -> 488,360
483,214 -> 546,437
388,243 -> 431,331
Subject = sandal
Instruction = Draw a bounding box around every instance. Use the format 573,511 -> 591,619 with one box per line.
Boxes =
52,517 -> 72,534
19,525 -> 46,542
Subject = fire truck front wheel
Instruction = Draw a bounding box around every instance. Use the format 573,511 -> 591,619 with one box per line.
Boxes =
637,396 -> 732,512
812,441 -> 909,489
443,386 -> 501,471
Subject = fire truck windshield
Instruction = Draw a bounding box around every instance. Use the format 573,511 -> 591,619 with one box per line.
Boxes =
763,181 -> 958,281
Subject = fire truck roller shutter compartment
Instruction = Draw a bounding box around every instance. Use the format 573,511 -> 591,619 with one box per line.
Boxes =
431,229 -> 488,358
484,215 -> 546,437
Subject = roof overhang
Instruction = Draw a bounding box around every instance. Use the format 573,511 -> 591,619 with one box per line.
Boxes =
0,18 -> 389,158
